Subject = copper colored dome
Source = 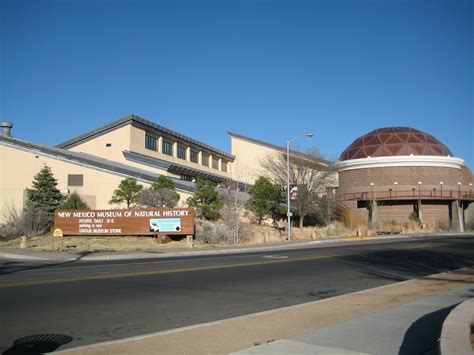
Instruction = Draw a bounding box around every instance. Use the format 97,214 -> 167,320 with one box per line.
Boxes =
340,127 -> 453,161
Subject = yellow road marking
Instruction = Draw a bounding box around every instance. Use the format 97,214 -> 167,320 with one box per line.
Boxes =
0,254 -> 337,288
0,241 -> 436,288
346,237 -> 375,241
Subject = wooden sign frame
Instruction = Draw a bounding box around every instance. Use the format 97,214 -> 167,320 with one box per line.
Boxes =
54,208 -> 195,236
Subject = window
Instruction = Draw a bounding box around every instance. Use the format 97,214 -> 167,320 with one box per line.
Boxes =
180,174 -> 193,181
212,157 -> 219,169
202,154 -> 209,166
68,174 -> 83,186
221,161 -> 227,172
177,145 -> 186,160
145,135 -> 157,151
190,150 -> 198,163
162,140 -> 173,156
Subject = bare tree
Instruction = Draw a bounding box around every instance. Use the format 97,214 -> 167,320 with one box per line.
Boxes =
140,188 -> 179,208
260,147 -> 337,228
219,179 -> 249,244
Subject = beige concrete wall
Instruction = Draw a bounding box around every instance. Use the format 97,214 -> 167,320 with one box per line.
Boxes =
230,135 -> 280,184
69,125 -> 132,163
68,124 -> 232,180
129,126 -> 232,179
0,144 -> 192,223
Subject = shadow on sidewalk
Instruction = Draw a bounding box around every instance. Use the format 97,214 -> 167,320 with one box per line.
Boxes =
2,334 -> 73,354
398,304 -> 458,355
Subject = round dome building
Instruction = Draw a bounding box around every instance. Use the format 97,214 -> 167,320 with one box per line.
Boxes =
336,127 -> 473,231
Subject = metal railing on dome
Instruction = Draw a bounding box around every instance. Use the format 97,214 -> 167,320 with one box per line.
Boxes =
342,188 -> 474,202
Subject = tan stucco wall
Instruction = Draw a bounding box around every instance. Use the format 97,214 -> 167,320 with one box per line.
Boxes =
0,143 -> 192,222
69,125 -> 132,163
230,135 -> 281,184
68,124 -> 232,179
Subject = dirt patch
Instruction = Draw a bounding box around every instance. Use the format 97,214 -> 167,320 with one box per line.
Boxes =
0,235 -> 201,253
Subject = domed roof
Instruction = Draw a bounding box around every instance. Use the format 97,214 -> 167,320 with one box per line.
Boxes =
340,127 -> 453,161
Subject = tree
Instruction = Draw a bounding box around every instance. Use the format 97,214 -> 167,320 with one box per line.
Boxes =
140,176 -> 180,208
245,177 -> 281,225
219,179 -> 249,243
187,178 -> 222,220
260,148 -> 337,228
26,165 -> 64,229
58,192 -> 90,210
109,178 -> 143,208
152,175 -> 176,190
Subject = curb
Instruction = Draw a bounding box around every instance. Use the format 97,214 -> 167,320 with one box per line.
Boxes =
0,232 -> 470,262
438,298 -> 474,355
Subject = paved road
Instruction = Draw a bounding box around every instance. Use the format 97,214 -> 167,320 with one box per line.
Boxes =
1,235 -> 473,352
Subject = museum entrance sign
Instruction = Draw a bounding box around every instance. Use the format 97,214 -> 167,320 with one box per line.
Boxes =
54,208 -> 195,236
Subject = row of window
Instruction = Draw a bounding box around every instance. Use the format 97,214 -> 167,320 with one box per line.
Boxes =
145,134 -> 228,172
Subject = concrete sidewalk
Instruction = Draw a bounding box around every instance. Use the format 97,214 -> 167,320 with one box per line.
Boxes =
59,267 -> 474,355
233,282 -> 474,355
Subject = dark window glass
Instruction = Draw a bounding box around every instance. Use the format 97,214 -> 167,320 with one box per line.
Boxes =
145,135 -> 157,151
221,161 -> 227,172
190,150 -> 198,163
180,174 -> 193,181
68,174 -> 83,186
202,154 -> 209,166
177,145 -> 186,160
163,141 -> 173,156
212,157 -> 219,169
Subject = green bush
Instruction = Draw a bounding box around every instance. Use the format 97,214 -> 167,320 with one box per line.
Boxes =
58,192 -> 90,210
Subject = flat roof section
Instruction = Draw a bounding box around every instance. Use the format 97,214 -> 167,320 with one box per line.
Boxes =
57,114 -> 235,161
228,131 -> 331,166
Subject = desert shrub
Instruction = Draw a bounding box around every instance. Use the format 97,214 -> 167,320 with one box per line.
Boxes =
195,220 -> 234,244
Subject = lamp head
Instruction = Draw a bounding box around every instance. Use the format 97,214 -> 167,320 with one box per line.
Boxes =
305,132 -> 314,138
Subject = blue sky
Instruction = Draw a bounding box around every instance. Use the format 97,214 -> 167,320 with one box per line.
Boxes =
1,0 -> 472,167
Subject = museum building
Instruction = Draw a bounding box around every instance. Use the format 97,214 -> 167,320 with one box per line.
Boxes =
336,127 -> 474,231
0,115 -> 235,214
0,116 -> 472,230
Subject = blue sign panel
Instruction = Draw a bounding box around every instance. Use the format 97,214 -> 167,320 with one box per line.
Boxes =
149,218 -> 182,233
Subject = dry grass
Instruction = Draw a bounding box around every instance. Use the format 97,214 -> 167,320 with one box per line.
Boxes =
0,220 -> 440,253
0,235 -> 201,253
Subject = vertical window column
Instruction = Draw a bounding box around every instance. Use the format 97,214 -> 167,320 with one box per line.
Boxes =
198,151 -> 203,165
173,142 -> 178,157
186,147 -> 191,161
158,137 -> 163,153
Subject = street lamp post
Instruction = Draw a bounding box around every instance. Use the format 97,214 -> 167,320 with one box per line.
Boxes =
287,132 -> 314,241
440,181 -> 444,198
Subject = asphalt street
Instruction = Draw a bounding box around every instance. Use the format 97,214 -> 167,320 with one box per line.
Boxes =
1,235 -> 473,352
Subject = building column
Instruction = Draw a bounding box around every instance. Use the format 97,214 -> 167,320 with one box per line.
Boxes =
172,142 -> 177,157
198,151 -> 202,165
450,200 -> 464,232
157,137 -> 163,153
186,147 -> 191,161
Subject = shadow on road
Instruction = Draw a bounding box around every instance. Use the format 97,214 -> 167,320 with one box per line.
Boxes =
2,334 -> 73,354
340,248 -> 474,282
0,251 -> 93,276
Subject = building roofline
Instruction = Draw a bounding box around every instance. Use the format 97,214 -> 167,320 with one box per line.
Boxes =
0,135 -> 196,193
56,114 -> 235,160
228,131 -> 331,166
